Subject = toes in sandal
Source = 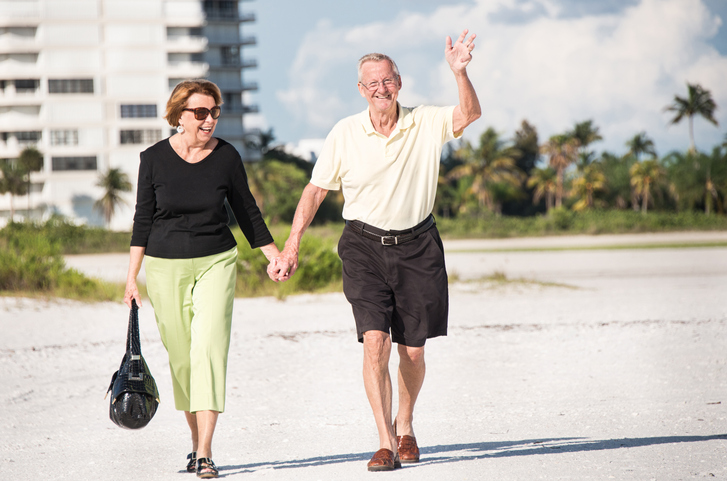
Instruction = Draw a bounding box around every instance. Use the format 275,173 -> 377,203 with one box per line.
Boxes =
196,458 -> 218,479
186,452 -> 197,473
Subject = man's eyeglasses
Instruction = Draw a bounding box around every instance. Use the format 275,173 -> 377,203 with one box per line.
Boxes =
183,106 -> 221,120
360,77 -> 399,91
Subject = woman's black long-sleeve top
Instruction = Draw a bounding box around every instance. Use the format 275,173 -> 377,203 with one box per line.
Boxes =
130,138 -> 273,259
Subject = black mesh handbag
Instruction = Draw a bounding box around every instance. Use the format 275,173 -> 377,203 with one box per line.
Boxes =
106,300 -> 160,429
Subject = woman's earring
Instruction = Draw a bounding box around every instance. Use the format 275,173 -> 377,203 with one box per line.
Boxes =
177,124 -> 184,134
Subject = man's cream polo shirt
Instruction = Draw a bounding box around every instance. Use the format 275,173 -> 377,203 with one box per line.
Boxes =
310,102 -> 460,231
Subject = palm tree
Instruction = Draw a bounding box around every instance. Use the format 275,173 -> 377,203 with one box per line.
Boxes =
630,159 -> 663,214
447,128 -> 524,215
94,167 -> 132,227
18,146 -> 43,218
664,83 -> 719,152
568,120 -> 602,170
625,132 -> 657,161
0,160 -> 29,221
665,148 -> 727,215
540,134 -> 579,208
570,165 -> 607,211
527,166 -> 557,212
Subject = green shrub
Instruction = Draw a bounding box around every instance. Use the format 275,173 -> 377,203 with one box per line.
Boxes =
1,216 -> 130,254
232,226 -> 342,298
0,220 -> 122,301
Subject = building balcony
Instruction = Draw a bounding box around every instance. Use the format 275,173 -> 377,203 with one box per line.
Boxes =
0,106 -> 41,130
0,1 -> 41,26
242,104 -> 259,114
241,58 -> 257,69
165,36 -> 208,53
0,38 -> 40,53
240,12 -> 255,23
163,2 -> 205,27
0,88 -> 43,105
241,82 -> 258,92
166,60 -> 209,78
241,36 -> 256,47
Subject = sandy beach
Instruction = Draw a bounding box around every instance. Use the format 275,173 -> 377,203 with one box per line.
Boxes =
2,231 -> 726,480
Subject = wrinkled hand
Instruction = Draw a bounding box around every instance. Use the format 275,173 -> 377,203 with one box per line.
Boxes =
267,251 -> 297,283
271,247 -> 299,283
445,29 -> 476,73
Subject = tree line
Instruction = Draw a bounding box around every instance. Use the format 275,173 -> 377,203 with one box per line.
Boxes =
435,82 -> 725,218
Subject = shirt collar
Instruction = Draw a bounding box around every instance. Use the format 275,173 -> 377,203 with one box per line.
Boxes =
360,102 -> 414,135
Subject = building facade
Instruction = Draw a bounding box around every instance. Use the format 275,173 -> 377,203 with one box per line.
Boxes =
0,0 -> 257,230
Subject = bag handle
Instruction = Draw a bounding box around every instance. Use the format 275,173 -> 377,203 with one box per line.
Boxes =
126,299 -> 142,356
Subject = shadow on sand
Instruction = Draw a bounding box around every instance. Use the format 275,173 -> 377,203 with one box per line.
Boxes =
218,434 -> 727,476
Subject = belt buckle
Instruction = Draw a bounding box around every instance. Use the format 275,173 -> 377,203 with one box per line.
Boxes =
381,235 -> 398,246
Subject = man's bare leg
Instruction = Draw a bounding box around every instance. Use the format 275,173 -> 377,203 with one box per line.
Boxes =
362,330 -> 397,453
395,344 -> 426,437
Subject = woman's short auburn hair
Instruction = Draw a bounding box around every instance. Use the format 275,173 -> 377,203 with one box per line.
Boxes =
164,79 -> 223,127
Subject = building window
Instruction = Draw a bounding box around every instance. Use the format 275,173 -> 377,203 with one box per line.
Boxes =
120,104 -> 157,118
203,1 -> 238,18
167,52 -> 204,64
220,46 -> 240,66
14,79 -> 39,92
120,129 -> 162,145
50,130 -> 79,146
15,131 -> 41,143
52,156 -> 97,171
49,79 -> 94,94
0,53 -> 38,64
166,27 -> 203,39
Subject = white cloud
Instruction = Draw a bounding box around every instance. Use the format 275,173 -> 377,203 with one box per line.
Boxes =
277,0 -> 727,154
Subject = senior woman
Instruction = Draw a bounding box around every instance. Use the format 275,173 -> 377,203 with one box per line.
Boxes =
123,79 -> 287,478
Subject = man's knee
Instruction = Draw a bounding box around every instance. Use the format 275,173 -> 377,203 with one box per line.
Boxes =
399,344 -> 425,366
363,330 -> 392,366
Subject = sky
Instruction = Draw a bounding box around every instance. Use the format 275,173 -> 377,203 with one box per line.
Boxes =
246,0 -> 727,158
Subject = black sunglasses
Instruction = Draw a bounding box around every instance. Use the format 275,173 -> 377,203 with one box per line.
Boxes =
183,106 -> 221,120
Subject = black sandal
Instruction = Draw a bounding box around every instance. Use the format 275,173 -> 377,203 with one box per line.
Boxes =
196,458 -> 218,478
186,452 -> 197,473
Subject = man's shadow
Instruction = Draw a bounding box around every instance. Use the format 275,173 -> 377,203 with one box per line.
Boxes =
218,434 -> 727,476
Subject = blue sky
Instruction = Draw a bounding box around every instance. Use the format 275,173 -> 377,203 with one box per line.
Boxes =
246,0 -> 727,157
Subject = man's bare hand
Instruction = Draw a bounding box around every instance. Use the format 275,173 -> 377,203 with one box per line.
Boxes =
446,29 -> 476,73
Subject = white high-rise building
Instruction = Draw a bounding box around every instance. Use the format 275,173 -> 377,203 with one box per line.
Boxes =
0,0 -> 257,230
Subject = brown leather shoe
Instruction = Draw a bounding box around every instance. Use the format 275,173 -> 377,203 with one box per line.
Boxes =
397,435 -> 420,463
367,449 -> 401,471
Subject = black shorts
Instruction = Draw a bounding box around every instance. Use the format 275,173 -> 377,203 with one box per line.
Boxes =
337,221 -> 449,347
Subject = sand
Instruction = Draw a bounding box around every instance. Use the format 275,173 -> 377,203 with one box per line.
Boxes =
2,231 -> 726,480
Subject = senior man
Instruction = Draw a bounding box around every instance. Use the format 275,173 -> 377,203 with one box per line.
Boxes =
276,30 -> 481,471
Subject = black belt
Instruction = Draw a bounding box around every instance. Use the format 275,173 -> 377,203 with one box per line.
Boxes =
346,215 -> 435,246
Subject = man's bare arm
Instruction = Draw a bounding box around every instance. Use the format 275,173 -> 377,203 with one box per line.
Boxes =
277,183 -> 329,277
447,29 -> 482,133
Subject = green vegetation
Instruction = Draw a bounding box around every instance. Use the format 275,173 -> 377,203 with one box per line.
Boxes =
2,215 -> 131,254
232,226 -> 342,299
436,209 -> 727,238
0,219 -> 123,301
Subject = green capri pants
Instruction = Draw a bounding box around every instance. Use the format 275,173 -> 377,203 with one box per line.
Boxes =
144,246 -> 237,413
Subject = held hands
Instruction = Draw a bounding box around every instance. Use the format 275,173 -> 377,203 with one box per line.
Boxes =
445,29 -> 476,73
266,248 -> 299,283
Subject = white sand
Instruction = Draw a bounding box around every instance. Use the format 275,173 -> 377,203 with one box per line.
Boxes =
2,232 -> 726,480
